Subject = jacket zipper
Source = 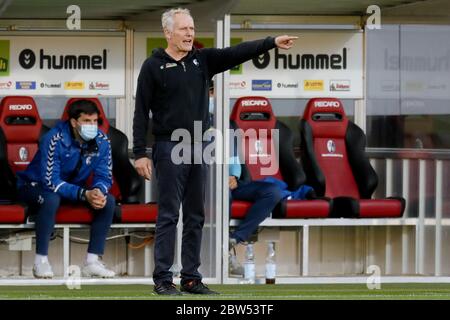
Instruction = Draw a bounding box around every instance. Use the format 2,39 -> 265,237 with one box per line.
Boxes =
181,61 -> 186,72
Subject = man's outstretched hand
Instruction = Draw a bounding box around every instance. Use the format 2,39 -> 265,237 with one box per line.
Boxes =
275,35 -> 298,50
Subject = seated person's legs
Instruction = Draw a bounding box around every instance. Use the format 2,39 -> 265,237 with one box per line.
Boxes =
18,184 -> 116,278
82,193 -> 116,278
228,181 -> 282,276
18,183 -> 60,279
230,181 -> 282,244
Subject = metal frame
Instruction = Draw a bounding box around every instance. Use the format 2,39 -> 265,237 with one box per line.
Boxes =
435,160 -> 443,276
0,222 -> 213,285
0,223 -> 154,285
219,14 -> 233,285
215,18 -> 226,284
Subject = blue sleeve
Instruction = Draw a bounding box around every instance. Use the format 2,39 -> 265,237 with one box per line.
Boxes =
291,185 -> 315,200
229,156 -> 241,179
40,132 -> 82,201
91,133 -> 113,195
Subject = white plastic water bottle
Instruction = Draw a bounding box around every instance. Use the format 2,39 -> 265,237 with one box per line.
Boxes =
265,242 -> 276,284
244,243 -> 256,284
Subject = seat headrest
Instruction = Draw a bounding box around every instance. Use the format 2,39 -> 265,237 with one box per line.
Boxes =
61,98 -> 110,133
230,96 -> 282,181
0,96 -> 42,142
230,96 -> 276,133
302,98 -> 348,138
303,98 -> 347,121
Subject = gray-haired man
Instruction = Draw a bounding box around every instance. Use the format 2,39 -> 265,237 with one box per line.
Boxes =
133,7 -> 297,295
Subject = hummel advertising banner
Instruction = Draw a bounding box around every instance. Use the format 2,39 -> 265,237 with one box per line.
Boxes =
228,31 -> 363,99
134,31 -> 363,99
0,36 -> 125,96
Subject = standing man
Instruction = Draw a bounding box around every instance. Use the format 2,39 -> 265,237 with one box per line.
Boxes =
133,7 -> 297,295
16,100 -> 116,279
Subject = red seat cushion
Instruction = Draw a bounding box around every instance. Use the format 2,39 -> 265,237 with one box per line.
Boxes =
278,199 -> 330,218
0,204 -> 26,223
231,200 -> 253,219
359,199 -> 404,218
56,205 -> 93,224
55,203 -> 159,224
119,203 -> 157,223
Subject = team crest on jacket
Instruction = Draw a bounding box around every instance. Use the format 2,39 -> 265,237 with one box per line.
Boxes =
193,59 -> 199,66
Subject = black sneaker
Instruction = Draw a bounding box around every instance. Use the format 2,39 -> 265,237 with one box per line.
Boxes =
153,282 -> 182,295
181,280 -> 219,295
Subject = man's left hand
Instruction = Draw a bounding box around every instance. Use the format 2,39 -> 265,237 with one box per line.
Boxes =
229,176 -> 238,190
275,35 -> 298,50
86,188 -> 107,210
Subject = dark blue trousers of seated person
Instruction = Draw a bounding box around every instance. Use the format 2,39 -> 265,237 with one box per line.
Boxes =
230,181 -> 282,243
152,141 -> 208,286
18,183 -> 115,256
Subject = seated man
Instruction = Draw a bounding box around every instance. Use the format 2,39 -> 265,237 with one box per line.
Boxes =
228,150 -> 316,275
228,155 -> 282,275
228,155 -> 283,247
16,99 -> 116,279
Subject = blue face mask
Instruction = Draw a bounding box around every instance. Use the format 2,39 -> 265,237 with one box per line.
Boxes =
209,96 -> 215,114
78,124 -> 98,141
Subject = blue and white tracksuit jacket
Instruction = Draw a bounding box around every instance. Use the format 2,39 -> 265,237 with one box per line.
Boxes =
16,121 -> 112,201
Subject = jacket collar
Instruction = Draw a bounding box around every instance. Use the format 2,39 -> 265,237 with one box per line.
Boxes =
59,121 -> 82,148
152,47 -> 197,62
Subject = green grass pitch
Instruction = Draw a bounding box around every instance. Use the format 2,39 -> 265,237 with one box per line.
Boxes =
0,284 -> 450,300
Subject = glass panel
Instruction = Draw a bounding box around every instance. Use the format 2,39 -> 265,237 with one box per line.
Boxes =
366,25 -> 450,149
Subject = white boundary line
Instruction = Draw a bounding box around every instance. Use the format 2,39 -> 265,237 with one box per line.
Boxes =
2,276 -> 450,286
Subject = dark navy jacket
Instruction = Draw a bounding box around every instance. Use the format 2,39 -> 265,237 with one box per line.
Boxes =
16,121 -> 112,201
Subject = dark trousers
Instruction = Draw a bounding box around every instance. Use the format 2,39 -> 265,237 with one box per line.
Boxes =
230,181 -> 282,243
152,141 -> 207,285
18,183 -> 115,256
